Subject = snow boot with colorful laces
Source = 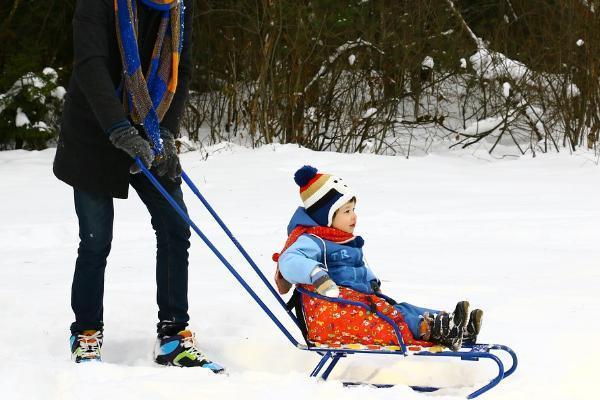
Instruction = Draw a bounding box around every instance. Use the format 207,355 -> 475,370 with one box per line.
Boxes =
154,329 -> 225,373
70,330 -> 103,363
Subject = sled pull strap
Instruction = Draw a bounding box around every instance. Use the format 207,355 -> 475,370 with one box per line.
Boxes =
135,158 -> 301,347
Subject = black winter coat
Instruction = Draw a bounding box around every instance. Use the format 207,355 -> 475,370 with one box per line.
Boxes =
53,0 -> 193,198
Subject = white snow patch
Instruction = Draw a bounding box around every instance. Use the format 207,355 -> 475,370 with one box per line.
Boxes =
463,116 -> 503,136
43,67 -> 59,82
503,82 -> 511,98
51,86 -> 66,100
576,39 -> 585,47
470,48 -> 529,81
566,83 -> 580,98
348,54 -> 356,66
15,108 -> 30,127
1,145 -> 600,399
421,56 -> 434,70
362,107 -> 377,119
306,106 -> 318,122
33,121 -> 49,131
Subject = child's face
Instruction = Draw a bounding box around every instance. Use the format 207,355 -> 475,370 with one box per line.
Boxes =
331,200 -> 357,234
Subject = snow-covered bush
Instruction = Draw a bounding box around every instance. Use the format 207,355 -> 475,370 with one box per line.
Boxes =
0,68 -> 65,150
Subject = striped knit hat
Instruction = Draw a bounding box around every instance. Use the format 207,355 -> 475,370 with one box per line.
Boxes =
294,165 -> 355,227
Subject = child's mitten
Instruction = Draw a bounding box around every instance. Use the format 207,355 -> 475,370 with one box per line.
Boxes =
370,279 -> 381,293
310,267 -> 340,298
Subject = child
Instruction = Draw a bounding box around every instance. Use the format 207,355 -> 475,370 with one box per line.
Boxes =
275,166 -> 483,350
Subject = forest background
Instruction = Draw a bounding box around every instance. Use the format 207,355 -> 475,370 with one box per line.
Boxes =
1,0 -> 598,157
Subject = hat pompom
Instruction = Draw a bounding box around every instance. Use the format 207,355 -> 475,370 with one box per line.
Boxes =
294,165 -> 318,187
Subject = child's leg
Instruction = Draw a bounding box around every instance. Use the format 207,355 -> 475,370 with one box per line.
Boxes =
394,302 -> 440,338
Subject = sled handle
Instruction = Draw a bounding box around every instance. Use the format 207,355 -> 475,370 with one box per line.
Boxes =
180,170 -> 301,328
135,157 -> 301,347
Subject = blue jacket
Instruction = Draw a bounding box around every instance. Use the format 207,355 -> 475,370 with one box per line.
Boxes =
278,207 -> 379,294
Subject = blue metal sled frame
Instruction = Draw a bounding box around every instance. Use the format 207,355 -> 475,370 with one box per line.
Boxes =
136,159 -> 518,398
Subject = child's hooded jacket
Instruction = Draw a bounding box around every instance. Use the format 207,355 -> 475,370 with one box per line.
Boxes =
278,207 -> 379,294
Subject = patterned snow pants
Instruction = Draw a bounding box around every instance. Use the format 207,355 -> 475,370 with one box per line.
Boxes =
300,285 -> 434,348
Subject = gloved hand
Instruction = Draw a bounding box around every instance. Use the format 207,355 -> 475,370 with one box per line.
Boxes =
370,279 -> 382,293
311,267 -> 339,298
108,123 -> 154,174
154,127 -> 182,180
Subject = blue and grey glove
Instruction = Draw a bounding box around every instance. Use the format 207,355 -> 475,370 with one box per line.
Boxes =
108,122 -> 154,174
155,127 -> 182,180
310,267 -> 339,298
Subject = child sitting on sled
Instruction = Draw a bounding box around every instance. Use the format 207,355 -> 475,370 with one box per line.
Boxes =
274,165 -> 483,350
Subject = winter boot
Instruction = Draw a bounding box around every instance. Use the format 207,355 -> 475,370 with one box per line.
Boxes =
70,330 -> 103,363
431,301 -> 469,351
154,329 -> 225,373
463,309 -> 483,344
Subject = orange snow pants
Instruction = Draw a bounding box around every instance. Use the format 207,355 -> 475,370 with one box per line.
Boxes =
300,285 -> 433,348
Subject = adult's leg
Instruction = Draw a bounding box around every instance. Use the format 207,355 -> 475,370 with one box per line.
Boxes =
70,189 -> 114,334
394,302 -> 440,338
130,174 -> 191,337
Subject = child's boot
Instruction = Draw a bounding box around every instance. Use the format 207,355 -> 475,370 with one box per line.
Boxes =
154,329 -> 225,373
431,301 -> 469,351
463,309 -> 483,344
70,330 -> 103,363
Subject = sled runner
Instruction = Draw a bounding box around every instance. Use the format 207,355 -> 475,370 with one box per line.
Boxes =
135,158 -> 518,398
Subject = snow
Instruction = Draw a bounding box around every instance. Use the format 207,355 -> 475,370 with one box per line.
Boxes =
43,67 -> 59,82
32,121 -> 49,131
1,145 -> 600,399
462,117 -> 504,136
502,82 -> 511,98
566,83 -> 581,98
15,108 -> 30,127
51,86 -> 67,100
15,72 -> 47,90
422,56 -> 434,70
469,49 -> 529,81
348,54 -> 356,66
362,107 -> 377,119
576,39 -> 584,47
306,106 -> 318,122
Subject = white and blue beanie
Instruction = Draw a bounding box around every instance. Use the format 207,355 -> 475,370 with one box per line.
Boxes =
294,165 -> 355,227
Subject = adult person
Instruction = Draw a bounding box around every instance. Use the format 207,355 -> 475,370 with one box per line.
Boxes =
53,0 -> 222,371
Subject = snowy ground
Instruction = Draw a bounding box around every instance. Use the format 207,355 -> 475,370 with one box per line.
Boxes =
1,144 -> 599,400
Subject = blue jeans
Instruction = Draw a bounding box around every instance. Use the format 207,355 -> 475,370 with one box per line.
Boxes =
70,173 -> 191,336
394,302 -> 440,338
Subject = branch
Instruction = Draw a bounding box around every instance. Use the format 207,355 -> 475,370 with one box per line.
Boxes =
1,0 -> 22,31
303,39 -> 384,93
443,0 -> 483,49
